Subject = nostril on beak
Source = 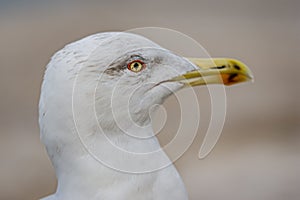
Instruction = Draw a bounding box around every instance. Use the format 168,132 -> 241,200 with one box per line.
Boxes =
234,65 -> 241,70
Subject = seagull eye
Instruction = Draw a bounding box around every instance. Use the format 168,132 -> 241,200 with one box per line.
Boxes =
127,60 -> 145,72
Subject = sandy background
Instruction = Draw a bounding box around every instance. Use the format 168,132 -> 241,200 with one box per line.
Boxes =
0,0 -> 299,199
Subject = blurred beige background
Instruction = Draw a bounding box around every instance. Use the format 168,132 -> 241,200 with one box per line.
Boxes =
0,0 -> 299,199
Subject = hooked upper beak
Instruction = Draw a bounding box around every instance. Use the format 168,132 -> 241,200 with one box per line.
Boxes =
171,58 -> 253,86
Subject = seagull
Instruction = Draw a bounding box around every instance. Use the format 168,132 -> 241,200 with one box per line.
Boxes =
39,32 -> 252,200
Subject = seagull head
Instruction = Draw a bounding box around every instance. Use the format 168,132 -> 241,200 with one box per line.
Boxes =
78,33 -> 253,132
39,32 -> 253,190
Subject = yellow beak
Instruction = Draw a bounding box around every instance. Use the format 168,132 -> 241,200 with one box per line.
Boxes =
172,58 -> 253,86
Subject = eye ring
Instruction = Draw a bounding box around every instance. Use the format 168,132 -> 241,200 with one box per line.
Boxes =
127,60 -> 146,72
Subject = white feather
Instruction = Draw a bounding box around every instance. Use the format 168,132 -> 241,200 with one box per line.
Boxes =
39,32 -> 194,200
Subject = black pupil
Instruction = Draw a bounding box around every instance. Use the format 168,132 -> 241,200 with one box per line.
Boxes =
133,62 -> 140,69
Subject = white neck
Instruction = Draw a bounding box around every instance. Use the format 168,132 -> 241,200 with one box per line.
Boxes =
45,126 -> 188,200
